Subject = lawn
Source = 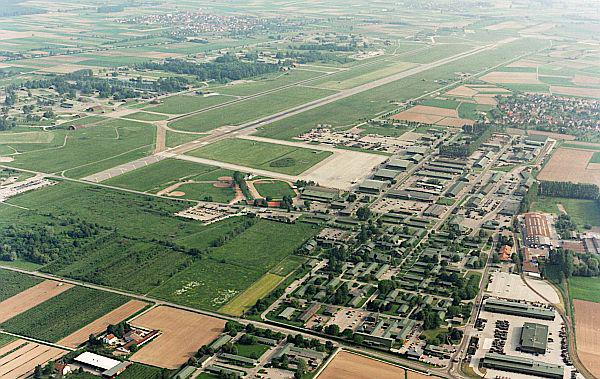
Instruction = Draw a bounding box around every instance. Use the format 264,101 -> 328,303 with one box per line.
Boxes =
569,276 -> 600,303
234,343 -> 271,359
125,112 -> 169,122
254,180 -> 295,199
0,270 -> 41,302
0,286 -> 129,342
168,86 -> 335,133
531,197 -> 600,229
188,138 -> 331,175
219,273 -> 284,316
144,94 -> 231,115
5,119 -> 155,178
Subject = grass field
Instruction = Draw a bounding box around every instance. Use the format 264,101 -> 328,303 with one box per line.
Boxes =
219,273 -> 284,316
0,270 -> 42,302
570,276 -> 600,303
168,86 -> 335,133
5,119 -> 155,178
188,138 -> 331,175
125,112 -> 169,122
104,158 -> 234,197
254,181 -> 295,199
0,286 -> 129,342
214,70 -> 323,96
234,342 -> 271,359
531,197 -> 600,228
165,131 -> 203,148
144,94 -> 231,115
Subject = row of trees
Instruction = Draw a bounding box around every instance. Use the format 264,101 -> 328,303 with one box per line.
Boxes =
538,181 -> 599,200
439,123 -> 493,158
137,54 -> 279,83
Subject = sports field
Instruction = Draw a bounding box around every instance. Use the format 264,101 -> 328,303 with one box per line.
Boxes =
188,138 -> 332,175
253,180 -> 296,199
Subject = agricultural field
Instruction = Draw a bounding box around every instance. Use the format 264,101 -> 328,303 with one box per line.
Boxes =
130,306 -> 225,369
0,286 -> 130,342
151,220 -> 318,310
188,138 -> 332,175
0,280 -> 74,323
0,269 -> 41,301
538,147 -> 600,187
573,299 -> 600,378
319,351 -> 417,379
119,363 -> 170,379
219,273 -> 284,316
0,339 -> 67,378
570,276 -> 600,303
168,86 -> 336,133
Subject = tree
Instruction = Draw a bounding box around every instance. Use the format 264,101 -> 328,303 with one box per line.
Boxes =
33,365 -> 42,379
295,358 -> 308,378
356,206 -> 371,221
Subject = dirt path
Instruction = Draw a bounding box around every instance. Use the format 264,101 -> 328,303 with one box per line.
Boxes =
154,124 -> 166,154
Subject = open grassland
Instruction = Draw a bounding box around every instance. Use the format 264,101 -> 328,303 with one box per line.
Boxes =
219,273 -> 284,316
4,119 -> 155,178
253,180 -> 295,199
570,276 -> 600,303
0,286 -> 129,342
0,280 -> 74,323
214,69 -> 324,96
531,197 -> 600,229
151,220 -> 318,310
165,131 -> 203,148
189,138 -> 332,175
130,306 -> 225,369
168,86 -> 336,133
0,270 -> 41,302
144,94 -> 231,115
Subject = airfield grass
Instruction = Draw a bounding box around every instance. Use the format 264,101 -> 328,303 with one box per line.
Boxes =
0,286 -> 129,342
4,118 -> 155,178
569,276 -> 600,303
168,86 -> 336,133
125,112 -> 169,122
0,270 -> 42,302
531,197 -> 600,229
144,94 -> 231,115
219,273 -> 284,316
104,158 -> 232,193
313,60 -> 416,90
165,131 -> 203,148
214,69 -> 324,96
359,124 -> 411,137
254,181 -> 295,199
188,138 -> 331,175
151,220 -> 318,310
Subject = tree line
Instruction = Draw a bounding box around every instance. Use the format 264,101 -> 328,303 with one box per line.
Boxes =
538,181 -> 599,200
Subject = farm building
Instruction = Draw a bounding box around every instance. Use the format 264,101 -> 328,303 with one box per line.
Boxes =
73,352 -> 131,377
521,212 -> 558,247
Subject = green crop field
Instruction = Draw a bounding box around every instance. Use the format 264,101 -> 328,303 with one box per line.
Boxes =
0,270 -> 42,302
4,119 -> 155,178
144,94 -> 231,115
119,363 -> 168,379
570,276 -> 600,303
188,138 -> 332,175
254,180 -> 295,199
104,158 -> 233,193
125,112 -> 169,122
590,152 -> 600,163
151,220 -> 318,310
1,286 -> 129,342
0,334 -> 15,349
168,86 -> 336,133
